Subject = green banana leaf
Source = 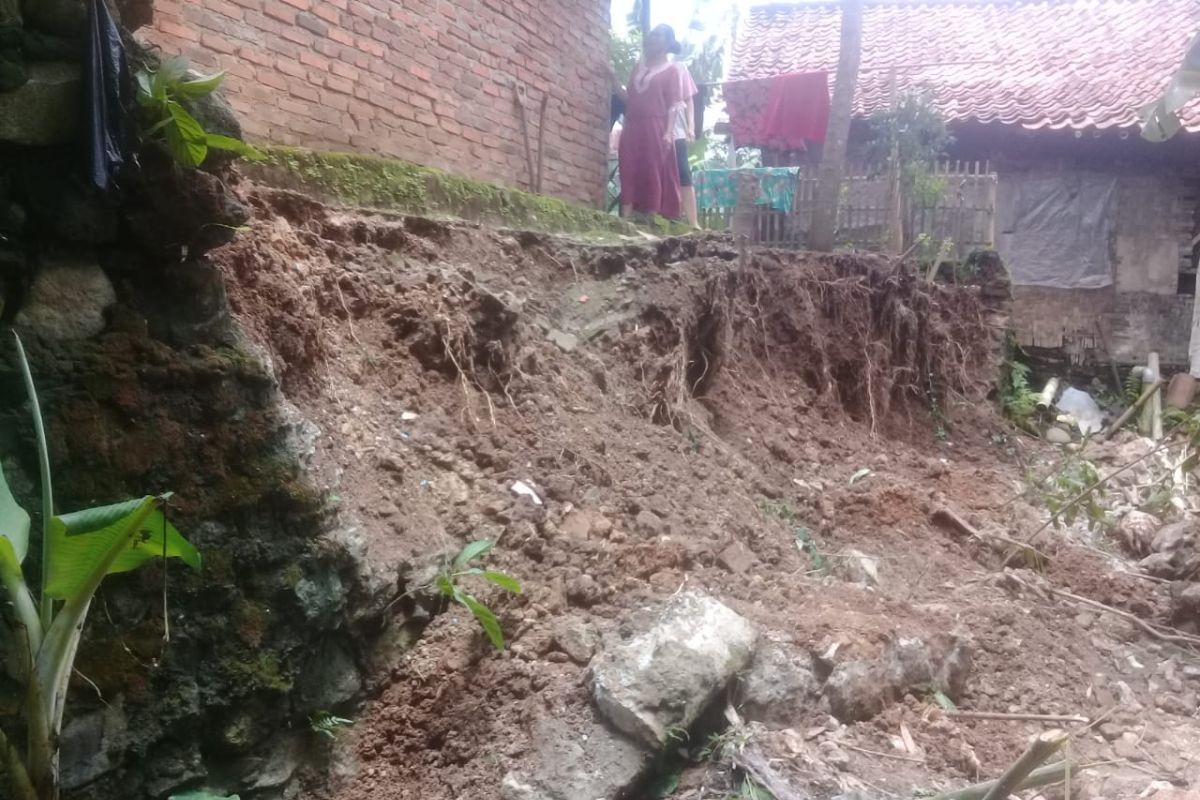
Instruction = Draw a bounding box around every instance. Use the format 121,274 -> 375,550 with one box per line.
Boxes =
0,459 -> 30,570
44,498 -> 200,599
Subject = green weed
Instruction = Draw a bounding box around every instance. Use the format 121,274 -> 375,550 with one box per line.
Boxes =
436,540 -> 522,650
309,711 -> 354,739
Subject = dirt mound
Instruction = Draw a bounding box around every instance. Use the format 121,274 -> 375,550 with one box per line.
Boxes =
211,187 -> 1200,800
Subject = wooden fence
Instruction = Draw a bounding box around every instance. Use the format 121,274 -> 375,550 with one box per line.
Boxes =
697,161 -> 998,255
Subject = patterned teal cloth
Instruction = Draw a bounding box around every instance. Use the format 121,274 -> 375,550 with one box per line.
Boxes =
694,167 -> 801,212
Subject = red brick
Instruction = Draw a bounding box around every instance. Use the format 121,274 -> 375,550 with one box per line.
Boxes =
200,32 -> 237,54
324,74 -> 355,94
276,58 -> 306,78
153,0 -> 609,206
299,50 -> 331,70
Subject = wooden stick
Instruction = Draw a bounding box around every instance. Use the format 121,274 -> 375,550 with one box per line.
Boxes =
534,91 -> 550,194
930,760 -> 1093,800
840,742 -> 925,763
1047,586 -> 1200,647
931,507 -> 1052,565
947,711 -> 1089,724
1099,378 -> 1163,442
980,730 -> 1068,800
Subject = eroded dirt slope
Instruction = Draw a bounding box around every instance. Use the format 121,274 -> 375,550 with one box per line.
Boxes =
213,187 -> 1200,800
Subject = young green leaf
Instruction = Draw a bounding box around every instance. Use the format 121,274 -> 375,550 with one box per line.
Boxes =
0,459 -> 30,567
931,689 -> 957,711
458,593 -> 504,649
452,539 -> 494,570
480,571 -> 522,594
163,101 -> 208,167
205,134 -> 266,161
44,498 -> 201,599
175,70 -> 227,97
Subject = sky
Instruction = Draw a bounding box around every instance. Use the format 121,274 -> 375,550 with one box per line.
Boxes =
608,0 -> 740,52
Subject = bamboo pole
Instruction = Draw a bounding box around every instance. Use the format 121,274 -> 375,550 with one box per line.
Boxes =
931,760 -> 1088,800
1098,378 -> 1164,442
979,730 -> 1068,800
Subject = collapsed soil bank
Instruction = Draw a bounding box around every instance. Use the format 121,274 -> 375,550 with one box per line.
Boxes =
212,188 -> 1200,800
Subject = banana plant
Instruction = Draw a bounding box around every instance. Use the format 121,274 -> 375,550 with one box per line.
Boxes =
0,333 -> 200,800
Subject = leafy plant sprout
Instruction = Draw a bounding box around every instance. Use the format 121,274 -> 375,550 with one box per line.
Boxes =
309,711 -> 354,739
0,333 -> 200,800
135,56 -> 264,168
435,540 -> 521,650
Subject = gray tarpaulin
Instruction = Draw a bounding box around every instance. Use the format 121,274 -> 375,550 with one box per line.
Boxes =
996,172 -> 1116,288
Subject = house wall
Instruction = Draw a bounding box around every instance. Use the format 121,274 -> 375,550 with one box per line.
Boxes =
141,0 -> 611,206
949,125 -> 1200,367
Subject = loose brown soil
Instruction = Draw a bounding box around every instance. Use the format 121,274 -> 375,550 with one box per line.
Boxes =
213,186 -> 1200,800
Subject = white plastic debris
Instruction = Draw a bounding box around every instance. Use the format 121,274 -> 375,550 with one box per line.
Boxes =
510,480 -> 543,505
1055,387 -> 1104,435
400,411 -> 419,421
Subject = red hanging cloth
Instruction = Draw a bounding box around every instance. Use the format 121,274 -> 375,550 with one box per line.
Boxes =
724,71 -> 831,150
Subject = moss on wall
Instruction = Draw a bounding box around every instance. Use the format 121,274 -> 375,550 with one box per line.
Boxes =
247,147 -> 639,237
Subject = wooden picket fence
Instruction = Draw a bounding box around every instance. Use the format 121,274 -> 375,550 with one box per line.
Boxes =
697,161 -> 998,255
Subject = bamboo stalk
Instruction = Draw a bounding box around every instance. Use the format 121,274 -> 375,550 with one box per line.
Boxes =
1102,378 -> 1163,442
980,730 -> 1068,800
931,759 -> 1092,800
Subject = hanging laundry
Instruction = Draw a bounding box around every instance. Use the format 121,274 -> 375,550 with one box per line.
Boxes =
723,71 -> 830,150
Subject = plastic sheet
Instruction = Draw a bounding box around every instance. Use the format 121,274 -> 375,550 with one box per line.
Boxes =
85,0 -> 128,191
996,172 -> 1116,288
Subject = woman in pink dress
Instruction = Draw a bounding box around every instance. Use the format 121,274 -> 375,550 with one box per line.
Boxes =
617,24 -> 684,220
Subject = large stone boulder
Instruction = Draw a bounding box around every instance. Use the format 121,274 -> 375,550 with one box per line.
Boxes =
0,61 -> 81,145
15,255 -> 116,340
500,718 -> 646,800
587,590 -> 757,746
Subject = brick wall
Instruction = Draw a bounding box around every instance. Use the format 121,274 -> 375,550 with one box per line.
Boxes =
141,0 -> 611,206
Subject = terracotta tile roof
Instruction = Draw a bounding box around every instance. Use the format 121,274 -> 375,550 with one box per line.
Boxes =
729,0 -> 1200,131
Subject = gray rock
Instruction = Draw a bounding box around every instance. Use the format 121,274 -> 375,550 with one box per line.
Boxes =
1118,510 -> 1160,557
1153,521 -> 1194,554
501,717 -> 647,800
60,703 -> 127,789
15,256 -> 116,341
240,732 -> 305,790
294,567 -> 346,627
0,62 -> 81,145
717,541 -> 755,574
552,618 -> 597,664
1043,425 -> 1073,444
634,509 -> 664,536
296,638 -> 362,711
739,641 -> 818,726
825,634 -> 972,722
547,329 -> 578,353
838,549 -> 880,586
588,590 -> 757,746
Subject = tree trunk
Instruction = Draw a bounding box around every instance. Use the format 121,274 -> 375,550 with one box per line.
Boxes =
808,0 -> 864,252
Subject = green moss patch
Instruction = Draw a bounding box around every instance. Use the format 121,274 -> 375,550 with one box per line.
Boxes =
247,147 -> 638,237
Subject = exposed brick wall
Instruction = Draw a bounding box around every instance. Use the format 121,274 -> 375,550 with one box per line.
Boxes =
141,0 -> 611,206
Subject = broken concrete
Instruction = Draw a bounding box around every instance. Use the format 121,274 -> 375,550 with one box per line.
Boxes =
588,590 -> 757,746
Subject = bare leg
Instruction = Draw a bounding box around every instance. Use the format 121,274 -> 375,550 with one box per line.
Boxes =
681,186 -> 699,228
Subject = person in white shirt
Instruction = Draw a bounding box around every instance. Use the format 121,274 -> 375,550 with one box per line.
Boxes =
671,59 -> 699,228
